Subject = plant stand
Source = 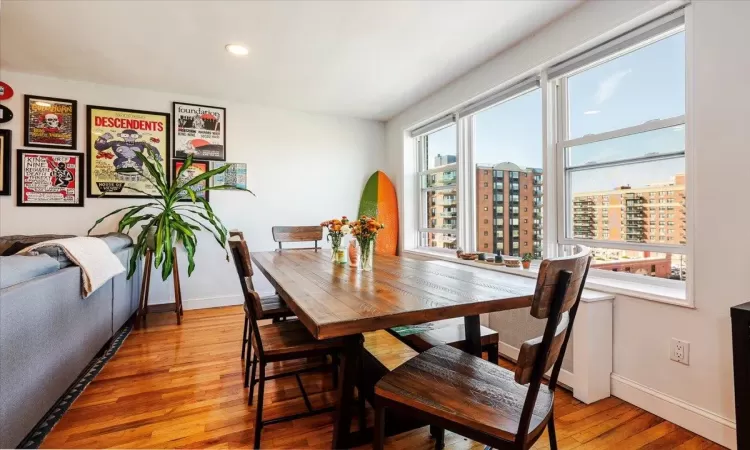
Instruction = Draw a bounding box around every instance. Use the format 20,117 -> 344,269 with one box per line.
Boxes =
137,248 -> 184,326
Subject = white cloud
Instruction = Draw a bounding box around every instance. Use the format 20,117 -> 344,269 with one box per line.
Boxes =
595,69 -> 632,104
584,110 -> 600,115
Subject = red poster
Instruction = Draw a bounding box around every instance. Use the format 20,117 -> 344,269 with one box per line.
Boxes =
18,150 -> 84,207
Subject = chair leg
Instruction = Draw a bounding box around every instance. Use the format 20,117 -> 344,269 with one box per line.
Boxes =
332,353 -> 339,389
254,363 -> 266,449
241,316 -> 249,360
430,425 -> 445,450
373,401 -> 385,450
548,410 -> 558,450
489,343 -> 499,365
248,354 -> 258,404
244,340 -> 252,388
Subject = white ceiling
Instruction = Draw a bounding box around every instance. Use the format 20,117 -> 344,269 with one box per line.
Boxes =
0,0 -> 580,121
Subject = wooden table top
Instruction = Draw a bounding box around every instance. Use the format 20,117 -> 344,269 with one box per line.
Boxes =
251,250 -> 536,340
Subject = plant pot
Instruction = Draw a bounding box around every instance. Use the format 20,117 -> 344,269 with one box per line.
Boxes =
522,260 -> 531,269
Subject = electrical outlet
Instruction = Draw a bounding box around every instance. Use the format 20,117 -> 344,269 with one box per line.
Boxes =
670,338 -> 690,365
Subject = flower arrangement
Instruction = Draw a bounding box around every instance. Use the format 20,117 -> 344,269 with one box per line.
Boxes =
321,216 -> 351,264
349,215 -> 385,271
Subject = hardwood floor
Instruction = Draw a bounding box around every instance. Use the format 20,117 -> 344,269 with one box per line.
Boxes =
41,306 -> 723,449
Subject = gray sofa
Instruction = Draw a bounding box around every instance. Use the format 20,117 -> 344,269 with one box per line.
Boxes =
0,235 -> 140,449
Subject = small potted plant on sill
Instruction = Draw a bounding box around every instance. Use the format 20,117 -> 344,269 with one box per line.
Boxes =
522,253 -> 533,270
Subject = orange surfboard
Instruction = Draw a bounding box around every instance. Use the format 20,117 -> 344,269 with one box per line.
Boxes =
358,171 -> 399,256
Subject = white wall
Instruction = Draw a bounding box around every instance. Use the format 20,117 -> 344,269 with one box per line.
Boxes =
385,0 -> 748,447
0,71 -> 385,306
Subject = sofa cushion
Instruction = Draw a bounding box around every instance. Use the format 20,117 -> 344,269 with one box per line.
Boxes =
0,234 -> 75,255
0,254 -> 60,289
92,233 -> 134,253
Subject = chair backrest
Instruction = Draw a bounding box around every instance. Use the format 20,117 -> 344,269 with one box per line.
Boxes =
271,226 -> 323,250
228,238 -> 263,322
229,229 -> 245,240
514,246 -> 591,446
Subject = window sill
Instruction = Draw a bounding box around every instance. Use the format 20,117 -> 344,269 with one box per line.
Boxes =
404,249 -> 691,308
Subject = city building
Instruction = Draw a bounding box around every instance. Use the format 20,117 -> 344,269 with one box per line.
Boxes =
425,154 -> 457,249
476,162 -> 543,257
573,174 -> 686,279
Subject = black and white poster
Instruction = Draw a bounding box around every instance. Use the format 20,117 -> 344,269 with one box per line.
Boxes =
173,102 -> 226,161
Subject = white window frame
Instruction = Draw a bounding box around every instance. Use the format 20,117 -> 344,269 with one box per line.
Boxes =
552,18 -> 687,255
415,120 -> 460,253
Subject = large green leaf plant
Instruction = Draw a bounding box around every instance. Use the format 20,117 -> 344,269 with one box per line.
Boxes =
88,148 -> 253,280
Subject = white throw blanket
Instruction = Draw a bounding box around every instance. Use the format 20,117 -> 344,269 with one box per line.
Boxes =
20,237 -> 125,297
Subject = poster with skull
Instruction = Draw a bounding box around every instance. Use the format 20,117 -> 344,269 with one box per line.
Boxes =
17,149 -> 83,206
87,105 -> 170,198
173,102 -> 226,161
24,95 -> 77,149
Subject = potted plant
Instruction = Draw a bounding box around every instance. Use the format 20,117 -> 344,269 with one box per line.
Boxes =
88,148 -> 254,281
522,253 -> 533,269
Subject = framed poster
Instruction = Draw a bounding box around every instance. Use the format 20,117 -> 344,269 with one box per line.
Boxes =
173,102 -> 226,161
24,95 -> 77,149
0,130 -> 10,195
210,161 -> 246,189
173,159 -> 209,201
17,149 -> 84,207
87,105 -> 170,198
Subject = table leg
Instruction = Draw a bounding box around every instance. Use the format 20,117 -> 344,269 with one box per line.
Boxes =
464,315 -> 482,357
332,334 -> 363,449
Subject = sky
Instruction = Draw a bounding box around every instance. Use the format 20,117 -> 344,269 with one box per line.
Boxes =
426,30 -> 686,193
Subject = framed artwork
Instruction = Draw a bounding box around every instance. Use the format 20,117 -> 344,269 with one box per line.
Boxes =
173,102 -> 226,161
173,159 -> 209,201
17,149 -> 84,207
210,161 -> 246,189
87,105 -> 170,198
24,95 -> 77,149
0,130 -> 10,195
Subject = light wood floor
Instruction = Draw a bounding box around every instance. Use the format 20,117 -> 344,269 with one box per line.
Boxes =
41,306 -> 723,449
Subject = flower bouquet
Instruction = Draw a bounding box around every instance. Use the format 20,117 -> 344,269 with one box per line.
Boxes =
321,216 -> 351,264
349,215 -> 385,271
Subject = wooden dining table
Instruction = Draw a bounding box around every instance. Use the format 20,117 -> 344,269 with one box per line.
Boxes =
251,249 -> 537,449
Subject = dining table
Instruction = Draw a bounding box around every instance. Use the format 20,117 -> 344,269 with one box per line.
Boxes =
251,249 -> 538,449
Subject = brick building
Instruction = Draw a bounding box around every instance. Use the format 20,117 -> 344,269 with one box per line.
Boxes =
475,162 -> 543,257
572,174 -> 686,278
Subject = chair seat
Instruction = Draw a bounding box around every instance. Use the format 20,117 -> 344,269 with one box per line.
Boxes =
253,320 -> 345,358
244,295 -> 292,319
375,345 -> 553,443
393,318 -> 499,352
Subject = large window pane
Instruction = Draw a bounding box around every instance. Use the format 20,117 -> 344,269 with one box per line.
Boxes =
567,31 -> 685,139
424,125 -> 456,170
567,124 -> 685,168
588,247 -> 687,281
473,89 -> 543,257
421,231 -> 458,250
569,159 -> 686,245
425,188 -> 457,230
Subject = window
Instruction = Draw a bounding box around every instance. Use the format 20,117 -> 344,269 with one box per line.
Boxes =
556,17 -> 686,280
417,123 -> 458,250
472,86 -> 542,257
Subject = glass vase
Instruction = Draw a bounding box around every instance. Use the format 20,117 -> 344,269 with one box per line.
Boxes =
359,239 -> 374,272
330,233 -> 343,264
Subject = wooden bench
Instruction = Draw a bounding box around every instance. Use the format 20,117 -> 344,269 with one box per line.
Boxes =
390,317 -> 500,364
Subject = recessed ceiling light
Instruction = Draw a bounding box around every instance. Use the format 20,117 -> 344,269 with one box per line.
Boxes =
225,44 -> 249,56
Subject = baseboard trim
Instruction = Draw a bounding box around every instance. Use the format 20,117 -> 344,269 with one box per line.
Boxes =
498,341 -> 575,390
183,295 -> 244,310
611,374 -> 737,449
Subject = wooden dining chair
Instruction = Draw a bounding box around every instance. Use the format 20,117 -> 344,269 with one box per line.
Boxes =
229,239 -> 346,449
228,235 -> 293,382
271,226 -> 323,251
373,246 -> 591,450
